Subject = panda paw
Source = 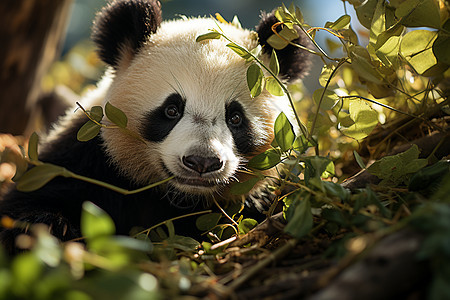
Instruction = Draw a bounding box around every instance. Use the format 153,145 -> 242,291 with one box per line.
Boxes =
0,212 -> 80,255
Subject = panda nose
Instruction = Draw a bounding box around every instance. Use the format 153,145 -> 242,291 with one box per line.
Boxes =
182,155 -> 223,174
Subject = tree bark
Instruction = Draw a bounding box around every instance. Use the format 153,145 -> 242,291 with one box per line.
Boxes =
0,0 -> 73,135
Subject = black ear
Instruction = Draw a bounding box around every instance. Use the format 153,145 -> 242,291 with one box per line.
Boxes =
92,0 -> 162,68
256,11 -> 312,82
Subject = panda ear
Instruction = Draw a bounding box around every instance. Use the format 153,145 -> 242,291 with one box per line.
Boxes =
256,11 -> 312,82
92,0 -> 162,68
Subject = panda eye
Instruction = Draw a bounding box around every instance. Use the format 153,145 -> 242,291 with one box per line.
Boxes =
165,104 -> 180,119
228,111 -> 242,127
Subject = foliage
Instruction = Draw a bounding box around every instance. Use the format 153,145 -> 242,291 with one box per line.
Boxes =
0,0 -> 449,298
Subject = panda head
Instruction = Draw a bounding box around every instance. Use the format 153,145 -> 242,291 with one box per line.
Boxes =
92,0 -> 310,201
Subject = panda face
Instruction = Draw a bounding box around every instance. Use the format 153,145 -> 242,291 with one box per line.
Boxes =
99,18 -> 278,196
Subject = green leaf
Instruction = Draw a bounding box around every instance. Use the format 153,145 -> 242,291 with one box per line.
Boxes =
196,31 -> 221,42
226,43 -> 251,60
409,160 -> 450,191
230,176 -> 261,195
400,30 -> 438,74
318,64 -> 336,87
368,0 -> 386,58
28,132 -> 39,161
367,144 -> 428,186
196,213 -> 222,231
105,102 -> 128,128
248,149 -> 281,170
341,99 -> 379,140
269,49 -> 279,76
16,164 -> 68,192
12,253 -> 42,287
77,120 -> 101,142
325,15 -> 351,30
284,194 -> 313,239
433,20 -> 450,65
349,45 -> 384,84
81,201 -> 116,239
354,150 -> 366,169
89,106 -> 104,122
312,88 -> 339,110
266,26 -> 299,50
295,6 -> 304,24
323,181 -> 350,201
265,77 -> 284,96
274,112 -> 295,152
375,24 -> 403,67
355,0 -> 378,29
247,64 -> 264,98
238,218 -> 257,234
395,0 -> 441,29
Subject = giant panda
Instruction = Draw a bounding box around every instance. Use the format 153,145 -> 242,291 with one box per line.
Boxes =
0,0 -> 310,253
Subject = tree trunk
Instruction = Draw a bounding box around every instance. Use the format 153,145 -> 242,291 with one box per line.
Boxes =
0,0 -> 73,135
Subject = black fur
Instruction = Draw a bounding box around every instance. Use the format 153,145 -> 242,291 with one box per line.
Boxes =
226,101 -> 255,155
0,116 -> 202,254
256,11 -> 312,82
92,0 -> 162,67
140,93 -> 185,142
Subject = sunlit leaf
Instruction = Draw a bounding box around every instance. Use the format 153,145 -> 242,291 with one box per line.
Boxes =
325,15 -> 351,30
247,64 -> 264,98
368,0 -> 386,58
312,88 -> 340,110
269,49 -> 279,76
77,120 -> 101,142
341,99 -> 379,140
230,176 -> 261,195
267,26 -> 299,50
400,30 -> 438,74
274,112 -> 295,152
226,43 -> 251,60
196,31 -> 221,42
105,102 -> 128,128
238,218 -> 257,234
248,149 -> 281,170
395,0 -> 441,29
16,164 -> 68,192
81,201 -> 116,240
265,77 -> 284,96
349,45 -> 384,84
355,0 -> 378,29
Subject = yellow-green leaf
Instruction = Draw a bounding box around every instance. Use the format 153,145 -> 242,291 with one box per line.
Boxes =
395,0 -> 441,29
269,49 -> 279,76
400,30 -> 438,74
274,112 -> 295,152
196,31 -> 221,42
247,64 -> 264,98
81,201 -> 116,239
312,88 -> 339,110
265,77 -> 284,96
341,99 -> 379,140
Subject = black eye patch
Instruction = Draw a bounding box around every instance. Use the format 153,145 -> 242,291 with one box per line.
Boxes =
226,101 -> 255,154
140,93 -> 185,142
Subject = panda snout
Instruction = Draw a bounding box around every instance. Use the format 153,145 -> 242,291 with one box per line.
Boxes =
182,155 -> 223,174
